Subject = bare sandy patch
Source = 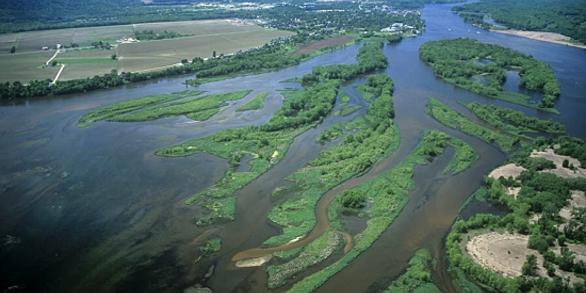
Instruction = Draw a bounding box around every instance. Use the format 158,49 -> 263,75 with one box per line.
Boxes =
488,163 -> 526,180
559,190 -> 586,220
491,29 -> 586,50
488,164 -> 525,197
530,148 -> 586,179
466,232 -> 538,277
466,232 -> 585,284
235,255 -> 272,268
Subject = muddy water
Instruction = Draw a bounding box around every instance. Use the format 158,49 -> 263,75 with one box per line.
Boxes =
1,2 -> 586,292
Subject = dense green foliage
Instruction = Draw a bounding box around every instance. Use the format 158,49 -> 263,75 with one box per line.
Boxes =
301,40 -> 388,86
427,98 -> 518,151
199,238 -> 222,255
156,40 -> 388,225
420,39 -> 561,112
385,249 -> 441,293
236,92 -> 268,112
287,130 -> 473,292
266,73 -> 397,246
555,136 -> 586,166
78,90 -> 250,127
338,190 -> 367,209
135,30 -> 185,40
422,131 -> 478,175
453,0 -> 586,44
447,137 -> 586,292
267,231 -> 341,289
466,103 -> 565,136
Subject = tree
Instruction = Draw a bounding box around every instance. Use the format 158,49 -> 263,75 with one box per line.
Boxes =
522,254 -> 538,276
562,159 -> 569,168
10,46 -> 15,54
212,50 -> 217,58
111,54 -> 117,60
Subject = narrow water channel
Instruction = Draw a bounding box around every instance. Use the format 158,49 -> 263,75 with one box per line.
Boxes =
1,2 -> 585,292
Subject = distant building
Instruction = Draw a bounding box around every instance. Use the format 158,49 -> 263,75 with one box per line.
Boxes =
56,44 -> 62,49
41,46 -> 49,50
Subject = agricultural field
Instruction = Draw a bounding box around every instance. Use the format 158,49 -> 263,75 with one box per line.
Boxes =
0,19 -> 293,82
116,27 -> 292,73
0,51 -> 59,82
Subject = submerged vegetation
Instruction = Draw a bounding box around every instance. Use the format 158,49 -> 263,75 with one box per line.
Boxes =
266,73 -> 398,246
420,38 -> 561,112
78,90 -> 250,127
287,129 -> 474,292
236,92 -> 269,112
156,40 -> 388,225
427,98 -> 518,151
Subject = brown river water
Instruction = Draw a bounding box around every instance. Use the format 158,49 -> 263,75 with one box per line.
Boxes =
1,2 -> 586,293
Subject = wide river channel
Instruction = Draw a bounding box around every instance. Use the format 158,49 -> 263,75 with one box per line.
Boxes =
1,3 -> 585,293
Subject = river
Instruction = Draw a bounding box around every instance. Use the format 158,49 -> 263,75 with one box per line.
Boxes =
0,2 -> 585,293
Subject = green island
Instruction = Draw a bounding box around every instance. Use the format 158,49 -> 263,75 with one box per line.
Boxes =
265,73 -> 398,247
384,249 -> 441,293
426,98 -> 518,151
78,90 -> 251,127
199,238 -> 222,256
465,102 -> 565,136
285,129 -> 476,292
419,38 -> 561,112
453,0 -> 586,44
236,92 -> 269,112
155,39 -> 388,225
447,136 -> 586,292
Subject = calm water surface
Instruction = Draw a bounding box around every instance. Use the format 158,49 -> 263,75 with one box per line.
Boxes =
0,2 -> 585,292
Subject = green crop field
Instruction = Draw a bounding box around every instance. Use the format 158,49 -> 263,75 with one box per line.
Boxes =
0,19 -> 293,83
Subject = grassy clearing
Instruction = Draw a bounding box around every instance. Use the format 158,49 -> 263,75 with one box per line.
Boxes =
426,98 -> 518,152
385,249 -> 441,293
267,231 -> 342,289
78,90 -> 249,127
286,130 -> 457,293
465,102 -> 565,136
114,90 -> 251,122
236,92 -> 268,112
265,74 -> 398,246
77,90 -> 202,127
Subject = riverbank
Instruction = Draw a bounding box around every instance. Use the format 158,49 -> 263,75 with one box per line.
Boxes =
491,29 -> 586,50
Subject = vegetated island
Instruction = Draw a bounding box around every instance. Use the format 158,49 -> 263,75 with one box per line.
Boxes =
447,136 -> 586,292
452,0 -> 586,49
419,38 -> 561,113
156,39 -> 389,225
77,89 -> 251,127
